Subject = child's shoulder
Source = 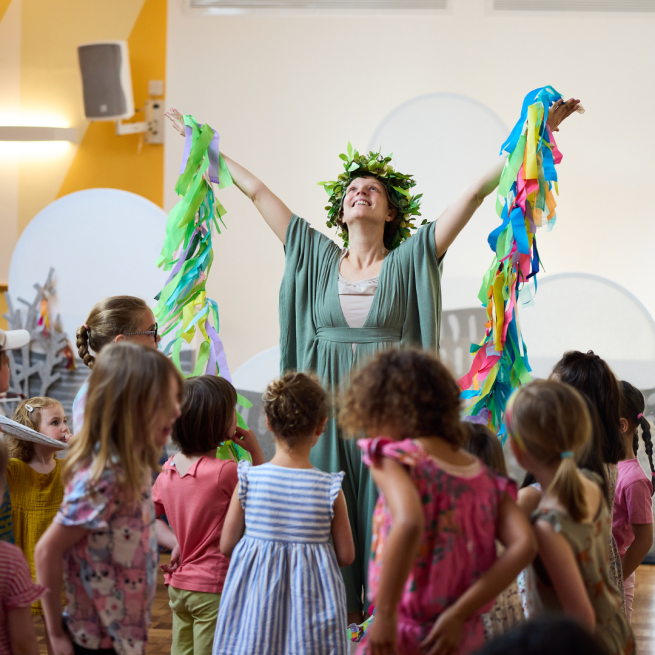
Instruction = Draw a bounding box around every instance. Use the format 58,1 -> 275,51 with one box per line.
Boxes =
0,540 -> 30,577
618,458 -> 652,488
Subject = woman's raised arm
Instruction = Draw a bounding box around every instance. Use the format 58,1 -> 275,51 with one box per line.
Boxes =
220,153 -> 293,243
166,109 -> 293,243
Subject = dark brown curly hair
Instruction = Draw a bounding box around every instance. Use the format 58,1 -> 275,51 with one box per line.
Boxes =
263,372 -> 329,448
340,349 -> 464,444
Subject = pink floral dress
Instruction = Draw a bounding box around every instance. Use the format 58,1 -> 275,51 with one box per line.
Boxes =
357,438 -> 516,655
55,464 -> 158,655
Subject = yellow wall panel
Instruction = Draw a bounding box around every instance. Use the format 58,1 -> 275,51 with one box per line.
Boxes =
0,0 -> 12,24
56,0 -> 166,208
16,0 -> 158,232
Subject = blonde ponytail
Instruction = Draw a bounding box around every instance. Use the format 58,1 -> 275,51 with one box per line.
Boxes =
548,453 -> 587,522
507,380 -> 592,521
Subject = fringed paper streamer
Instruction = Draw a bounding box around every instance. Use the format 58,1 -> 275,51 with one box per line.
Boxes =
155,114 -> 253,462
459,86 -> 564,439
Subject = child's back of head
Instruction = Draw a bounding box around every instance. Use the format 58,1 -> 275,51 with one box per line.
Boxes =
174,376 -> 237,455
463,422 -> 508,476
340,349 -> 464,444
263,372 -> 328,447
552,350 -> 624,464
507,380 -> 592,521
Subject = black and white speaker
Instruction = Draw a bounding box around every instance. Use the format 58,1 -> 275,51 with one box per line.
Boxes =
77,41 -> 135,121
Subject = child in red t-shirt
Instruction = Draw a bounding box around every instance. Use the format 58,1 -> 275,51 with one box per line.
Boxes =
153,376 -> 264,655
613,381 -> 654,621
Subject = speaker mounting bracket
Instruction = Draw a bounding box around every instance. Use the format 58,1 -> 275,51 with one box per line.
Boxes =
114,99 -> 165,144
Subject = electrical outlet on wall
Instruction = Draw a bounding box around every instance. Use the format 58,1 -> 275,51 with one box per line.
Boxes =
145,99 -> 165,144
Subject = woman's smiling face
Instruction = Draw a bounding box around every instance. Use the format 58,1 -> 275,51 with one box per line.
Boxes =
340,175 -> 396,235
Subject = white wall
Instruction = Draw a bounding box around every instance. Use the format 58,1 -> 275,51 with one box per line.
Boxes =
166,0 -> 655,372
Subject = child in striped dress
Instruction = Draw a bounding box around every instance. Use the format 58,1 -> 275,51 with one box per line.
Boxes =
214,372 -> 355,655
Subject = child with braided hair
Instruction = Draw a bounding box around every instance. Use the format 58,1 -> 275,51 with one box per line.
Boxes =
613,381 -> 654,621
73,296 -> 160,435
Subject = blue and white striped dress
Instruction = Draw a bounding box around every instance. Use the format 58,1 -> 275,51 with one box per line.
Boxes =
213,461 -> 348,655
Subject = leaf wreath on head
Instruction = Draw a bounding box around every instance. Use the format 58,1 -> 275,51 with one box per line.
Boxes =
318,143 -> 424,250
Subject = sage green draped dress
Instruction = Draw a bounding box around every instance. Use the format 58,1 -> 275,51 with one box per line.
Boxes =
279,214 -> 444,612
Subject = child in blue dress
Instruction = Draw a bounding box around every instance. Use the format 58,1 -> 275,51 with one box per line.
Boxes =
213,372 -> 354,655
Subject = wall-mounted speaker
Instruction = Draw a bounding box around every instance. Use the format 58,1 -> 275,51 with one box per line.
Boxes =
77,41 -> 135,121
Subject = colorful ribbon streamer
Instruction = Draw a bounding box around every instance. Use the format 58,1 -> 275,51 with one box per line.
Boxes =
459,86 -> 564,439
155,114 -> 252,460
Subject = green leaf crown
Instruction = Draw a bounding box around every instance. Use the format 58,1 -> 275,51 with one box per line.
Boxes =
318,143 -> 424,249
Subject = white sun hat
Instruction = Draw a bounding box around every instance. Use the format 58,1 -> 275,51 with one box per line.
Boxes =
0,328 -> 30,351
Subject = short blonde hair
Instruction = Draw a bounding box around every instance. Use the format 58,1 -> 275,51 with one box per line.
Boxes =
10,397 -> 62,462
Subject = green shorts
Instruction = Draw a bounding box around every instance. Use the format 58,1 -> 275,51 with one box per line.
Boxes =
168,586 -> 222,655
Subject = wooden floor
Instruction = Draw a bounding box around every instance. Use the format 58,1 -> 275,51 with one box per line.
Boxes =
35,560 -> 655,654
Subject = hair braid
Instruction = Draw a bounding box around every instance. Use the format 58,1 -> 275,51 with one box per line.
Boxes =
76,324 -> 95,368
638,416 -> 655,495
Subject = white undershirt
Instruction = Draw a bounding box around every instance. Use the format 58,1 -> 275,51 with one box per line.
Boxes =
337,250 -> 378,328
338,250 -> 379,353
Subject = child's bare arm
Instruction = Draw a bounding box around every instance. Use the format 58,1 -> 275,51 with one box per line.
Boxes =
517,485 -> 542,517
364,458 -> 424,653
220,485 -> 246,556
156,518 -> 181,574
8,605 -> 39,655
35,523 -> 89,655
330,489 -> 355,567
421,493 -> 537,655
622,523 -> 653,579
234,427 -> 265,466
534,519 -> 595,630
155,517 -> 178,551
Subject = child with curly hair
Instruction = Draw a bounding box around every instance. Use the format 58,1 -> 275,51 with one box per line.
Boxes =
340,349 -> 536,655
6,398 -> 70,653
213,372 -> 354,655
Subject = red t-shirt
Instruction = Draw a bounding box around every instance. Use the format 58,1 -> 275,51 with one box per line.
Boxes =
152,455 -> 238,594
612,458 -> 653,558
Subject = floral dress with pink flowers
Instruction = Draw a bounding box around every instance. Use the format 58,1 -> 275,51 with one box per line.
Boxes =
357,438 -> 516,655
55,464 -> 158,655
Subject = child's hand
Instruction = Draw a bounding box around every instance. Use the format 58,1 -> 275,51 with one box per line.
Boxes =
420,607 -> 465,655
364,611 -> 397,655
160,545 -> 181,574
232,427 -> 265,464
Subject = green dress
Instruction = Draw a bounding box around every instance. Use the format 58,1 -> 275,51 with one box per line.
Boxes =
531,472 -> 635,654
279,214 -> 443,612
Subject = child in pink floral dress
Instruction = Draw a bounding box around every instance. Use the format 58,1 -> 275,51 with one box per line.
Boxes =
340,350 -> 537,655
35,344 -> 183,655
